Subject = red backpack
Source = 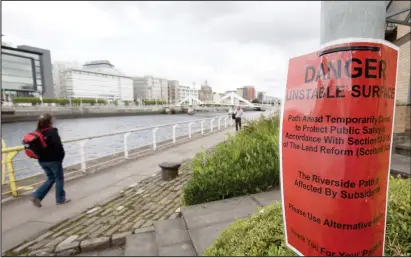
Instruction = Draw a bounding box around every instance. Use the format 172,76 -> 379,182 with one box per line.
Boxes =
22,128 -> 51,159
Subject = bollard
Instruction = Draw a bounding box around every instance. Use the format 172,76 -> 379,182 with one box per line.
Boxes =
188,122 -> 194,139
172,124 -> 179,144
152,127 -> 159,150
224,117 -> 228,128
123,132 -> 131,158
79,139 -> 89,173
159,162 -> 181,181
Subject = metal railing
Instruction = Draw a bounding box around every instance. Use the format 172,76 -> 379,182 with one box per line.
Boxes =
1,111 -> 275,198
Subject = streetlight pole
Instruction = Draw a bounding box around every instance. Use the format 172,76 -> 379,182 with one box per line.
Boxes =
320,1 -> 386,44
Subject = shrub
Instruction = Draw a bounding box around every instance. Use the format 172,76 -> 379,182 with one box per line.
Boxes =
204,177 -> 411,257
97,99 -> 107,105
114,100 -> 119,106
204,202 -> 295,256
143,100 -> 167,105
124,101 -> 130,106
12,97 -> 41,105
385,176 -> 411,256
183,115 -> 280,205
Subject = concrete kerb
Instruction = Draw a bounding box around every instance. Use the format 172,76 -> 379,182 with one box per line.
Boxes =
1,125 -> 235,203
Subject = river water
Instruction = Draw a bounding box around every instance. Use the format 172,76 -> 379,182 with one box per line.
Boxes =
2,112 -> 259,179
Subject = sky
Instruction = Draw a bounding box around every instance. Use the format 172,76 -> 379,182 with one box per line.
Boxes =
2,1 -> 321,98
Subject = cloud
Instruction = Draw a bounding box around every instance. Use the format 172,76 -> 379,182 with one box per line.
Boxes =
2,1 -> 321,98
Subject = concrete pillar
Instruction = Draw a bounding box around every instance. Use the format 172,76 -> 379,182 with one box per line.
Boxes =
320,1 -> 386,44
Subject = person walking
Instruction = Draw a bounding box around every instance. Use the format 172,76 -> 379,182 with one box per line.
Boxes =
234,106 -> 244,131
30,113 -> 70,207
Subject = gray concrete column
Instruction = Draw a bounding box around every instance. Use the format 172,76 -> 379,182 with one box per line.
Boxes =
320,1 -> 387,44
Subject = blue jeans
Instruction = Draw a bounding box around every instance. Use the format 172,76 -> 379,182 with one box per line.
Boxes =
33,161 -> 66,203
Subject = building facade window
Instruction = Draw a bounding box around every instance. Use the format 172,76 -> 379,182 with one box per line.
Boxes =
1,53 -> 36,92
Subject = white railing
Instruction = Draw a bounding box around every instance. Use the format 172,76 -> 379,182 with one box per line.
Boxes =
2,110 -> 276,193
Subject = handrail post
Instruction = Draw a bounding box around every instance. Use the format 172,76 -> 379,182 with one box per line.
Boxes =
210,119 -> 215,132
79,140 -> 89,173
218,117 -> 223,130
172,124 -> 179,144
201,121 -> 205,135
224,117 -> 228,128
152,127 -> 159,150
2,138 -> 7,184
124,132 -> 131,158
6,150 -> 18,197
188,122 -> 194,139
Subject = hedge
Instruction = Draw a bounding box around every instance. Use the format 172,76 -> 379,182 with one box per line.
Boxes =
143,100 -> 167,105
11,97 -> 107,105
12,97 -> 41,104
183,115 -> 280,205
204,177 -> 411,257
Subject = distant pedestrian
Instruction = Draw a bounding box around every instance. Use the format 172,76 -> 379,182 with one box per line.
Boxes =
234,106 -> 244,131
29,114 -> 70,207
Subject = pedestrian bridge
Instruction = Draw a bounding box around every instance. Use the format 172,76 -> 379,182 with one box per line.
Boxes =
174,92 -> 273,109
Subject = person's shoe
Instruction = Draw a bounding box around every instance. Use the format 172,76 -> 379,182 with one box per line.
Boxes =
30,197 -> 42,208
56,199 -> 71,205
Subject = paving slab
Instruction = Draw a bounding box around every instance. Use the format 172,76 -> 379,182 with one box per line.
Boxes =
390,154 -> 411,178
124,232 -> 158,256
98,247 -> 124,256
188,220 -> 233,256
155,217 -> 187,232
156,228 -> 191,247
155,218 -> 191,247
1,221 -> 52,253
158,242 -> 197,256
251,189 -> 281,206
181,195 -> 260,229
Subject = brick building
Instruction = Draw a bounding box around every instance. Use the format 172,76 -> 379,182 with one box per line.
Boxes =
385,0 -> 410,137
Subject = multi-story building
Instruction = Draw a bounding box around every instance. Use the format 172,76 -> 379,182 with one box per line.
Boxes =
52,61 -> 82,98
385,0 -> 410,104
384,1 -> 410,135
176,85 -> 199,104
133,76 -> 169,102
266,96 -> 280,105
243,86 -> 256,101
236,88 -> 245,99
1,44 -> 54,101
236,86 -> 255,101
257,91 -> 267,103
167,80 -> 179,104
58,60 -> 133,101
198,80 -> 213,103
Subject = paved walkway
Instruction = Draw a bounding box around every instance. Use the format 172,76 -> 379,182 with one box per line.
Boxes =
108,189 -> 281,256
1,127 -> 235,254
77,189 -> 281,257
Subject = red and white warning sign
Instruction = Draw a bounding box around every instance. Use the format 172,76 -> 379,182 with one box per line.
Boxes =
280,38 -> 399,256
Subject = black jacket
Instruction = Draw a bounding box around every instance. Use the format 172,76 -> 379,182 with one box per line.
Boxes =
38,128 -> 65,162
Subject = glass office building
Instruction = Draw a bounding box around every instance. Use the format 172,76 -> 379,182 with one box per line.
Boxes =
1,45 -> 53,102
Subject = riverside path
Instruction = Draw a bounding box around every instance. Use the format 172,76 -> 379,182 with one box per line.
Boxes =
1,126 -> 236,253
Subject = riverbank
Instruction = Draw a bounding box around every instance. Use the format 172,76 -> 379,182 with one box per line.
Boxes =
1,106 -> 174,123
1,105 -> 260,123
